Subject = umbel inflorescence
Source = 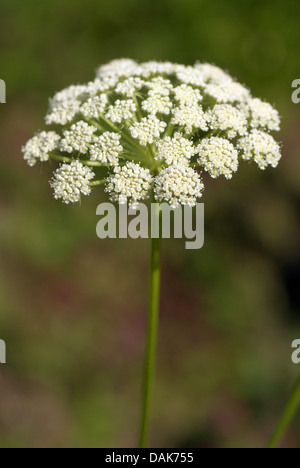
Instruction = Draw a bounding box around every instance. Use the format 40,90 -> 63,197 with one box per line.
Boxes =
22,59 -> 282,208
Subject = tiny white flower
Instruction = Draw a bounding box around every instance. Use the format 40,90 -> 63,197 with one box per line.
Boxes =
238,130 -> 281,169
154,164 -> 204,208
50,161 -> 95,204
22,131 -> 60,166
197,137 -> 239,179
60,121 -> 96,154
89,132 -> 123,165
106,162 -> 152,208
130,115 -> 167,146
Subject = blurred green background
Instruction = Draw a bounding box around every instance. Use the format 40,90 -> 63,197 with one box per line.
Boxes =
0,0 -> 300,448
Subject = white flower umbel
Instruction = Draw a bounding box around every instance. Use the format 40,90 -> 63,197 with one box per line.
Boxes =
45,85 -> 88,125
172,105 -> 209,134
172,85 -> 203,107
23,59 -> 282,205
80,95 -> 108,119
204,81 -> 250,104
86,77 -> 117,95
194,63 -> 232,84
60,121 -> 96,154
207,104 -> 247,139
154,164 -> 204,208
197,137 -> 239,179
45,101 -> 82,125
89,132 -> 123,165
50,161 -> 95,204
136,61 -> 177,78
96,59 -> 138,79
22,131 -> 60,166
238,130 -> 281,169
142,94 -> 172,115
145,77 -> 173,96
106,99 -> 137,123
156,133 -> 196,166
244,98 -> 280,131
175,66 -> 206,87
130,116 -> 167,146
115,77 -> 145,98
106,162 -> 152,209
49,85 -> 88,104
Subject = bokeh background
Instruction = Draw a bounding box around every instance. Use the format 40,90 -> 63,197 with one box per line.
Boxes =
0,0 -> 300,448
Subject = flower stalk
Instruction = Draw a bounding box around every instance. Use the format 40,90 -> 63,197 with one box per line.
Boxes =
267,375 -> 300,448
139,201 -> 161,448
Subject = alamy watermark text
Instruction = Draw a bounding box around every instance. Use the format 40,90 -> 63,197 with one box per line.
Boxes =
0,79 -> 6,103
96,203 -> 204,250
0,340 -> 6,364
292,339 -> 300,364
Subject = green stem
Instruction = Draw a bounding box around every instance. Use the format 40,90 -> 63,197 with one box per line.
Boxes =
267,375 -> 300,448
139,202 -> 161,448
49,153 -> 109,167
89,180 -> 106,187
133,95 -> 143,122
163,121 -> 175,138
49,154 -> 73,163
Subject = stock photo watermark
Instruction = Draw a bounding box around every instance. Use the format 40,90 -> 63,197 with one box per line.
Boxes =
0,79 -> 6,103
291,79 -> 300,104
291,339 -> 300,364
96,203 -> 205,250
0,340 -> 6,364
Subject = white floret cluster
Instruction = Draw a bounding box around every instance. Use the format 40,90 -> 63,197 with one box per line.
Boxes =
172,104 -> 209,134
154,164 -> 204,208
197,137 -> 239,179
22,131 -> 60,166
172,84 -> 202,106
22,59 -> 282,205
243,98 -> 281,131
207,105 -> 247,139
89,132 -> 123,165
50,161 -> 95,204
130,115 -> 167,146
156,133 -> 196,165
60,121 -> 96,154
80,95 -> 108,119
238,130 -> 281,169
106,162 -> 152,209
106,99 -> 137,123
